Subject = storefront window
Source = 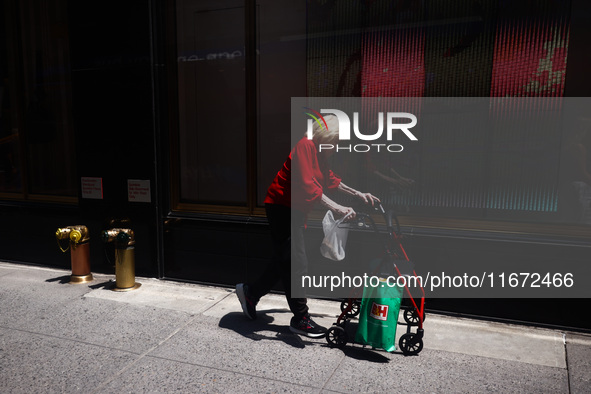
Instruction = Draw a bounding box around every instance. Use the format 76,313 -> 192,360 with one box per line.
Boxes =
175,0 -> 247,207
171,0 -> 588,233
256,0 -> 306,205
0,0 -> 23,195
0,0 -> 76,201
304,0 -> 585,231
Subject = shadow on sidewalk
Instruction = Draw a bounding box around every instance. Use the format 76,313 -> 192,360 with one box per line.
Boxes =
219,310 -> 312,349
219,310 -> 395,362
45,275 -> 72,284
337,320 -> 398,363
341,346 -> 393,363
44,276 -> 114,290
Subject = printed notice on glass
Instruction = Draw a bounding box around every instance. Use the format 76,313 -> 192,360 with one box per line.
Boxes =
128,179 -> 151,203
81,177 -> 103,199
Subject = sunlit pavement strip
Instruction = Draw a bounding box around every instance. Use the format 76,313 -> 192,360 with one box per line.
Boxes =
568,335 -> 591,346
83,277 -> 232,315
421,314 -> 566,368
80,271 -> 569,369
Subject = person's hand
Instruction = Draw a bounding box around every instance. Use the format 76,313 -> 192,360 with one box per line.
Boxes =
334,205 -> 356,221
357,192 -> 380,207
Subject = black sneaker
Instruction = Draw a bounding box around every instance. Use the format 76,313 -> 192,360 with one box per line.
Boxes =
289,314 -> 327,338
236,283 -> 257,320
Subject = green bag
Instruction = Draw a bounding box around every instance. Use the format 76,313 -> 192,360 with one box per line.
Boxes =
354,278 -> 403,352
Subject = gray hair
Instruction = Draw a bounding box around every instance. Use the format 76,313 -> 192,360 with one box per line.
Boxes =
311,114 -> 340,145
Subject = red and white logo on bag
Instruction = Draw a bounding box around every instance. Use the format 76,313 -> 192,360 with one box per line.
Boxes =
370,302 -> 389,321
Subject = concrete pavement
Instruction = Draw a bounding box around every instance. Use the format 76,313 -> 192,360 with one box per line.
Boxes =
0,261 -> 589,393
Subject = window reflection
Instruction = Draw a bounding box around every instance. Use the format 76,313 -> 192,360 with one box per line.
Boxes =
0,0 -> 22,194
176,0 -> 247,205
1,0 -> 76,199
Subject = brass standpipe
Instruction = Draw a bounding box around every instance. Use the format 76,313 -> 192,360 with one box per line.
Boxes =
55,225 -> 93,283
102,228 -> 141,291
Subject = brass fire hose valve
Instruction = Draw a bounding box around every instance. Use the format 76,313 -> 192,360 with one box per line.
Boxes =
102,228 -> 135,247
55,225 -> 92,283
56,225 -> 90,252
102,227 -> 140,291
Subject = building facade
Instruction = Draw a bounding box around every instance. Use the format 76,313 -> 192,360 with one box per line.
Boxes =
1,0 -> 590,329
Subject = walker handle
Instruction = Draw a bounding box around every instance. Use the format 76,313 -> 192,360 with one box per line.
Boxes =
381,204 -> 401,236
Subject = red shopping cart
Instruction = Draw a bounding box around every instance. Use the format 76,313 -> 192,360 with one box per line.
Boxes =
325,203 -> 425,355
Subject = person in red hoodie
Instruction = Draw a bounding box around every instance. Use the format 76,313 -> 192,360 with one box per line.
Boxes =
236,115 -> 380,338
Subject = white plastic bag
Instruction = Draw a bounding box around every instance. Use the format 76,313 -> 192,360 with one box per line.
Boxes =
320,210 -> 351,261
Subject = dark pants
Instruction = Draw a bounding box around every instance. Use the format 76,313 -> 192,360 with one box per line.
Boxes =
250,203 -> 308,319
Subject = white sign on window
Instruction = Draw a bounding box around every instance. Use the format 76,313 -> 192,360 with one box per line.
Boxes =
81,177 -> 103,199
128,179 -> 151,203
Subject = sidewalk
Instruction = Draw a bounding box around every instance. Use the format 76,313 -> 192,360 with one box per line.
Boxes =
0,261 -> 589,393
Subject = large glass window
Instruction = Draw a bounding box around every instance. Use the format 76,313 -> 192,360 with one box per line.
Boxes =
175,0 -> 247,208
256,0 -> 307,205
170,0 -> 589,235
303,0 -> 588,234
0,0 -> 76,202
0,0 -> 22,195
172,0 -> 307,213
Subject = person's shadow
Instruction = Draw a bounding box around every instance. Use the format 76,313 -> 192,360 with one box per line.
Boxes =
218,309 -> 309,349
219,310 -> 393,362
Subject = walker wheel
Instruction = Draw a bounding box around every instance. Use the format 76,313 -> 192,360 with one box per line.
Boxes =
326,325 -> 348,349
340,300 -> 361,317
399,333 -> 423,356
403,308 -> 425,325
